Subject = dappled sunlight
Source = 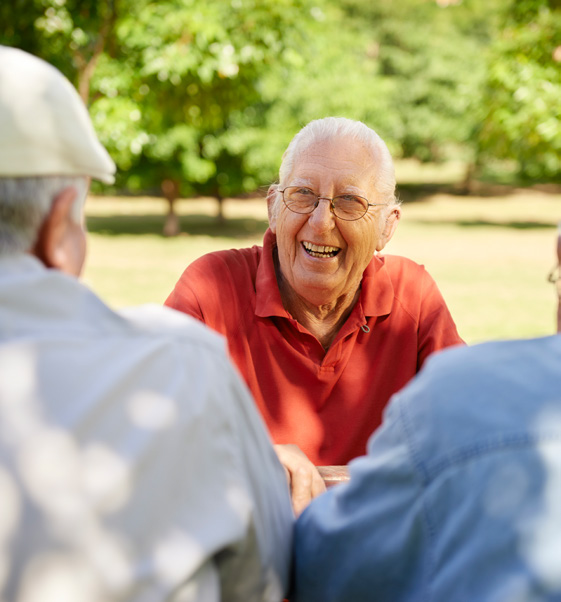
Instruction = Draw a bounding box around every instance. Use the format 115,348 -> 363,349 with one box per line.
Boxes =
18,430 -> 133,521
19,429 -> 86,522
482,462 -> 531,519
127,391 -> 178,431
0,467 -> 21,545
173,562 -> 220,601
0,343 -> 140,598
486,575 -> 532,602
17,528 -> 134,600
0,466 -> 21,594
17,553 -> 104,602
152,529 -> 205,586
77,526 -> 133,592
81,444 -> 131,514
519,408 -> 561,590
226,484 -> 252,523
0,346 -> 41,446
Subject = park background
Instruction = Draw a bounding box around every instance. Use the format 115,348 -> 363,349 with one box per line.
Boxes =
2,0 -> 561,344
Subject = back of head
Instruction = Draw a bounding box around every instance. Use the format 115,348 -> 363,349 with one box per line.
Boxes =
0,46 -> 116,255
279,117 -> 397,205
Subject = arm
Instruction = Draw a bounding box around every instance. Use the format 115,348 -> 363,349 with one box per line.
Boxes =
165,263 -> 208,323
217,358 -> 294,601
167,256 -> 325,516
293,400 -> 426,602
274,444 -> 326,516
162,331 -> 293,602
417,268 -> 464,369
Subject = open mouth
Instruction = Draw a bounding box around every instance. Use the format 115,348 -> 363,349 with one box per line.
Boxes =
302,241 -> 341,258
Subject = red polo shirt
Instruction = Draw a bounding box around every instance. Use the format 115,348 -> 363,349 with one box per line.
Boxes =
165,229 -> 463,465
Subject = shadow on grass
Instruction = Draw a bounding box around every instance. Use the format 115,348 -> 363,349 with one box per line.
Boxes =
87,213 -> 270,238
410,218 -> 556,230
87,182 -> 560,236
86,211 -> 556,238
397,181 -> 561,202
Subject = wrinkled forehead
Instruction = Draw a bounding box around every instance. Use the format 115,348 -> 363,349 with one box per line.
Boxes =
287,134 -> 380,187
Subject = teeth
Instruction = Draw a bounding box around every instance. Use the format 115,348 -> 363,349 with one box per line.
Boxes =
302,241 -> 340,258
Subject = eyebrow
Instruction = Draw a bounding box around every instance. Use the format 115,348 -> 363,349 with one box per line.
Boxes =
289,179 -> 368,196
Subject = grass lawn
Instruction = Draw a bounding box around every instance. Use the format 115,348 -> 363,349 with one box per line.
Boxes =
83,180 -> 561,346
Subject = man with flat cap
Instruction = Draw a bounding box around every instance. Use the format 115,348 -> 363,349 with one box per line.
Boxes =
0,46 -> 292,602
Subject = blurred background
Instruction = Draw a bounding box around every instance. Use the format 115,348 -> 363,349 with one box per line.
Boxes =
2,0 -> 560,343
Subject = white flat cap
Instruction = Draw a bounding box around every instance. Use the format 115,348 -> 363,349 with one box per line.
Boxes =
0,46 -> 116,184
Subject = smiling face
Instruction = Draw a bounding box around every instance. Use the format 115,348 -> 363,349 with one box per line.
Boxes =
268,135 -> 400,310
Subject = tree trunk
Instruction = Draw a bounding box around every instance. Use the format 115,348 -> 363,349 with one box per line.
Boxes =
462,162 -> 477,195
74,1 -> 116,104
162,178 -> 181,237
216,195 -> 225,224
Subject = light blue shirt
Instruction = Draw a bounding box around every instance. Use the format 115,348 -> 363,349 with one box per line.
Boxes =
0,255 -> 292,601
294,335 -> 561,601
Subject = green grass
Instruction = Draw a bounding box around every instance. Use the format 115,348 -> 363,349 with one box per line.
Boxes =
83,185 -> 561,345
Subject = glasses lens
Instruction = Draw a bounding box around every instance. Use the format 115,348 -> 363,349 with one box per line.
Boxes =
283,187 -> 318,214
283,187 -> 318,213
332,195 -> 369,220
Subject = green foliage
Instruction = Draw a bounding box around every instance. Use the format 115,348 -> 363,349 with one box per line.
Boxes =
2,0 -> 561,195
0,0 -> 45,58
476,0 -> 561,181
89,0 -> 315,197
334,0 -> 501,163
0,0 -> 117,88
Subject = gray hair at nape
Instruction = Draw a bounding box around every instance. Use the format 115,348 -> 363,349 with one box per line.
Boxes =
0,176 -> 88,256
276,117 -> 398,211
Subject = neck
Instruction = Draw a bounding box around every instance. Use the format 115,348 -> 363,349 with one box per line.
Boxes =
275,263 -> 360,350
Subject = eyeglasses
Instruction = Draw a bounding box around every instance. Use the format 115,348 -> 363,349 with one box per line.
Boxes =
279,186 -> 387,221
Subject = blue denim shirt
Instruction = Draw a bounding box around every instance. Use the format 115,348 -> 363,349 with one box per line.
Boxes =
294,335 -> 561,601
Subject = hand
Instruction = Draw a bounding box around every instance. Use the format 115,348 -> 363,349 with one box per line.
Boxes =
274,444 -> 326,516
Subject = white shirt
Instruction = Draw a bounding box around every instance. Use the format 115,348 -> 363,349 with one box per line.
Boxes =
0,254 -> 293,602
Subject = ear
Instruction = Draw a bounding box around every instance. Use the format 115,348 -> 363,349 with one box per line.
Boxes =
267,184 -> 279,233
376,205 -> 401,252
32,186 -> 86,277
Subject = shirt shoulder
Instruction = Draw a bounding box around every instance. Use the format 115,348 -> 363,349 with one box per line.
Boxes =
165,246 -> 263,325
118,303 -> 227,356
376,254 -> 445,318
186,246 -> 262,284
390,335 -> 561,482
380,253 -> 427,275
381,254 -> 433,294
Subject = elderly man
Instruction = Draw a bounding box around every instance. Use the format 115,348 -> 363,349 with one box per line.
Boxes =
166,117 -> 463,513
0,46 -> 291,601
294,258 -> 561,601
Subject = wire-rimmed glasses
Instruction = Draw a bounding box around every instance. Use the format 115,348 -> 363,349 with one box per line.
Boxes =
548,221 -> 561,296
279,186 -> 387,221
548,264 -> 561,296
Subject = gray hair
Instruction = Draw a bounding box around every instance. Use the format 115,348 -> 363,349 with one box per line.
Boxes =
0,176 -> 88,256
275,117 -> 398,216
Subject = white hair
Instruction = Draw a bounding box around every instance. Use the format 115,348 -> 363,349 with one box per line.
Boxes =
274,117 -> 398,217
0,176 -> 88,256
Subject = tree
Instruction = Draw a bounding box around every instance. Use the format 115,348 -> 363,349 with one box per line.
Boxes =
334,0 -> 502,164
90,0 -> 316,232
1,0 -> 318,232
0,0 -> 118,102
475,0 -> 561,181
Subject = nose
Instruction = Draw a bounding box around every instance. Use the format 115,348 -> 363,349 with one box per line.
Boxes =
307,198 -> 336,232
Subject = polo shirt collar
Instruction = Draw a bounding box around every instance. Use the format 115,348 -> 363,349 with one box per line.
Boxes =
255,229 -> 288,318
360,253 -> 395,317
255,228 -> 394,319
